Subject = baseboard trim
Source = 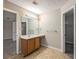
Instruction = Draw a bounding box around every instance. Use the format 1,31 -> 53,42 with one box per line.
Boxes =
41,44 -> 62,52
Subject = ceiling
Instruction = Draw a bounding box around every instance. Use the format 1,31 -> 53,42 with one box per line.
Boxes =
7,0 -> 71,15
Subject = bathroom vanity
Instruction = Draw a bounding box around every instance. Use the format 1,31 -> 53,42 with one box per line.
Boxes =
21,35 -> 44,56
20,16 -> 43,56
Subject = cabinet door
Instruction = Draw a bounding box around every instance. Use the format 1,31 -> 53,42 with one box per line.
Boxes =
28,39 -> 35,54
21,39 -> 28,56
35,37 -> 40,49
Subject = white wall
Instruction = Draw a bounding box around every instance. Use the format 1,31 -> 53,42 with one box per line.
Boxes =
61,0 -> 75,13
39,0 -> 75,51
3,21 -> 12,39
39,8 -> 61,50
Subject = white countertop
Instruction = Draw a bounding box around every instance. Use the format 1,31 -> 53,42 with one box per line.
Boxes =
20,34 -> 45,40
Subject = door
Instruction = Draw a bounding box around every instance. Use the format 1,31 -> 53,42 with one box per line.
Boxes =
64,9 -> 74,55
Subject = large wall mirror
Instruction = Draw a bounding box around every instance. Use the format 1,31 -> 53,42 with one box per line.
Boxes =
21,16 -> 39,36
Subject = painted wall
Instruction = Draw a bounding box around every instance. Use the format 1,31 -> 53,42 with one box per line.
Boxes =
3,21 -> 12,39
61,0 -> 75,13
39,0 -> 75,51
39,8 -> 61,50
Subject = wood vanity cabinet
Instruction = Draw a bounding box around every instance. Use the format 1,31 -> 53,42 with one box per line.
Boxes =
21,37 -> 41,56
28,39 -> 35,54
21,38 -> 28,56
34,37 -> 40,49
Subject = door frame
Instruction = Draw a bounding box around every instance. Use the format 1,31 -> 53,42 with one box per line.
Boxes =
3,8 -> 20,54
63,8 -> 74,52
62,5 -> 76,58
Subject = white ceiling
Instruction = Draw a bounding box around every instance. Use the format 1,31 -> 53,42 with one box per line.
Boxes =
7,0 -> 71,15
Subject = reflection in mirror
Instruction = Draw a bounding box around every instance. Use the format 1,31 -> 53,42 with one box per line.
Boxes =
21,22 -> 26,35
21,16 -> 39,36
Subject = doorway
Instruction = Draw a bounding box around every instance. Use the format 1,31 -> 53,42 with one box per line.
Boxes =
3,10 -> 16,59
63,9 -> 74,59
